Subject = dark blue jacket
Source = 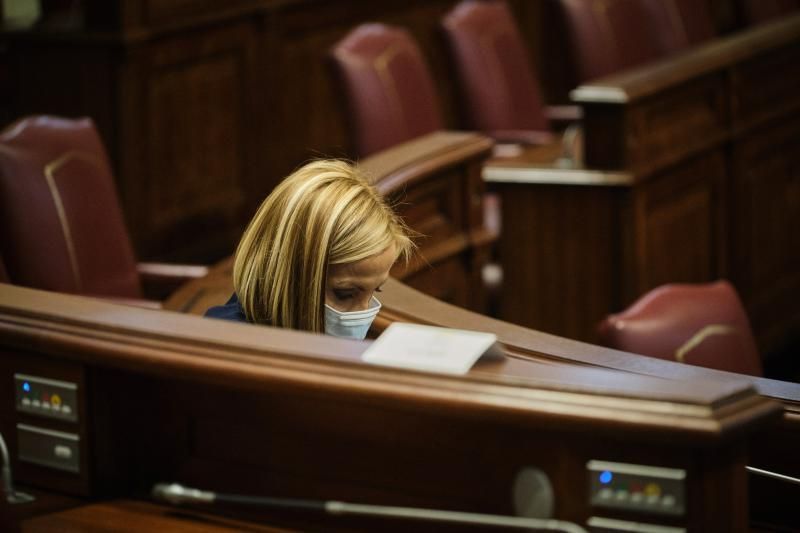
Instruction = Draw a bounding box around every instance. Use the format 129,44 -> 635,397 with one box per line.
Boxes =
205,293 -> 248,323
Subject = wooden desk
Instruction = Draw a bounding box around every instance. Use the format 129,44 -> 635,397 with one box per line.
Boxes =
0,281 -> 780,531
485,15 -> 800,358
168,261 -> 800,530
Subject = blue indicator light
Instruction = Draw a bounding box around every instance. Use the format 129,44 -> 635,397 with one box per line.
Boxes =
22,382 -> 31,392
599,471 -> 613,484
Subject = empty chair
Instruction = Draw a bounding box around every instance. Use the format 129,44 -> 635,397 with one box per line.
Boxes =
640,0 -> 716,53
329,23 -> 444,157
0,116 -> 207,301
596,280 -> 763,376
559,0 -> 666,81
441,0 -> 556,145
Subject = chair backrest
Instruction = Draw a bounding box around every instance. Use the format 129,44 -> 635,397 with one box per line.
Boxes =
641,0 -> 716,53
442,0 -> 550,133
597,280 -> 762,376
329,23 -> 444,157
559,0 -> 664,81
0,116 -> 142,298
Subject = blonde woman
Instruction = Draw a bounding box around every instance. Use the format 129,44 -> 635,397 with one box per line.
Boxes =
205,159 -> 413,339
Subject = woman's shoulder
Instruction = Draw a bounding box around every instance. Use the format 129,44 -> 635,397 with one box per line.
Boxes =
204,293 -> 247,323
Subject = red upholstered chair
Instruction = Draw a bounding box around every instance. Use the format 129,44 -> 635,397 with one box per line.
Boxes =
641,0 -> 716,53
597,280 -> 763,376
329,23 -> 445,157
0,116 -> 207,302
441,0 -> 561,145
559,0 -> 665,82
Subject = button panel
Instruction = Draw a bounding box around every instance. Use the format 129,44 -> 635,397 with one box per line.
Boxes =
17,423 -> 80,473
15,374 -> 78,422
588,460 -> 686,516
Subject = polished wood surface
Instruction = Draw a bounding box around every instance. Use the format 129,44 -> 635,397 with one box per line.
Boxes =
165,261 -> 800,530
488,15 -> 800,358
361,131 -> 494,311
0,281 -> 781,530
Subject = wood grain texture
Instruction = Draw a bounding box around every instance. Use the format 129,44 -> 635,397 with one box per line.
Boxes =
0,282 -> 782,530
1,0 -> 471,262
492,15 -> 800,355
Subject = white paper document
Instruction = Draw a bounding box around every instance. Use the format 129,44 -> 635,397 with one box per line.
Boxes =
362,322 -> 503,375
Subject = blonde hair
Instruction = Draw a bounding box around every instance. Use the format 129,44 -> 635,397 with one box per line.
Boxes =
234,159 -> 413,332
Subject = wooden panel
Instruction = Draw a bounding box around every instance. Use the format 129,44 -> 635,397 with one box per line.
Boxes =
730,114 -> 800,353
731,40 -> 800,129
625,75 -> 728,175
0,283 -> 779,531
142,0 -> 262,26
398,255 -> 469,309
387,166 -> 472,308
494,15 -> 800,353
146,50 -> 244,227
496,182 -> 625,341
121,20 -> 259,261
582,74 -> 728,175
632,152 -> 726,295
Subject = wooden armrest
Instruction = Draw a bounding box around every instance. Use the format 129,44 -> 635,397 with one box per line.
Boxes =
137,262 -> 210,280
137,262 -> 210,300
544,105 -> 583,123
359,130 -> 493,195
487,129 -> 555,146
94,297 -> 163,310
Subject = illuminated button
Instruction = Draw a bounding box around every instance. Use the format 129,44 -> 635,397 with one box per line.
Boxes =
615,490 -> 629,501
41,402 -> 51,410
52,403 -> 62,412
21,398 -> 31,407
32,399 -> 41,408
62,405 -> 72,415
662,494 -> 677,508
630,492 -> 644,504
51,394 -> 62,407
598,488 -> 613,500
646,494 -> 660,505
54,445 -> 72,459
644,483 -> 661,497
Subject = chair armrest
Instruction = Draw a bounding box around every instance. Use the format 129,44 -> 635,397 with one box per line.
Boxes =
544,106 -> 582,132
487,129 -> 555,146
544,105 -> 583,122
359,130 -> 493,195
100,297 -> 164,310
137,262 -> 210,301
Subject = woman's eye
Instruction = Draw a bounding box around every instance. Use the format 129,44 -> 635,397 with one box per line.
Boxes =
334,290 -> 354,300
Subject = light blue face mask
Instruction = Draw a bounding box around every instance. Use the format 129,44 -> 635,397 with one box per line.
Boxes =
324,296 -> 382,340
